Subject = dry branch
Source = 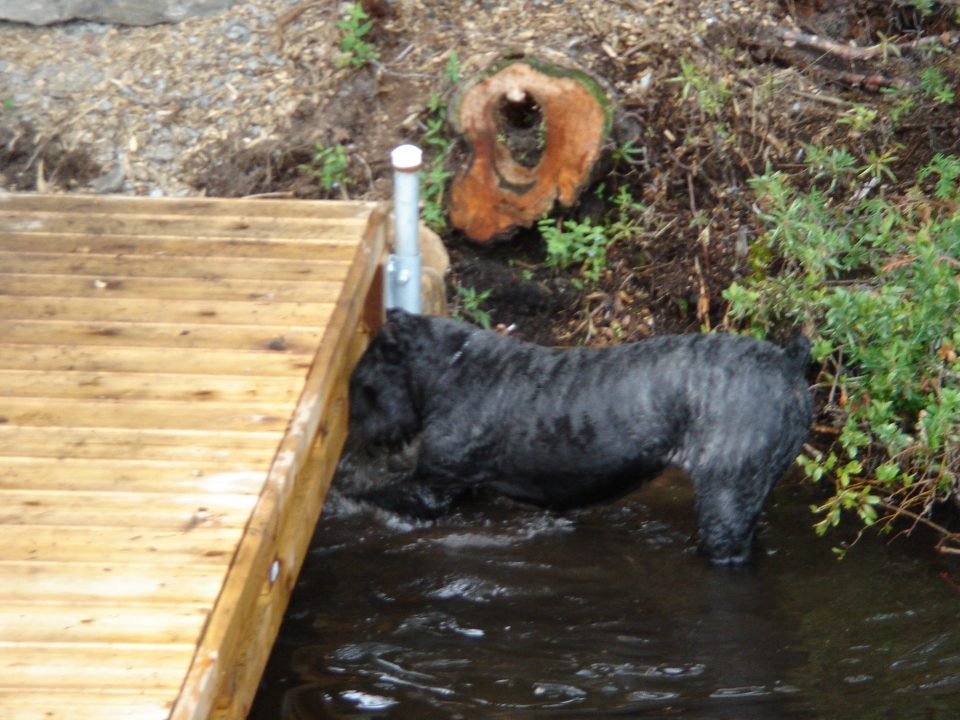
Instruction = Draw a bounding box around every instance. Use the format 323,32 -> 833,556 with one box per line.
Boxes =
744,27 -> 915,92
775,27 -> 959,62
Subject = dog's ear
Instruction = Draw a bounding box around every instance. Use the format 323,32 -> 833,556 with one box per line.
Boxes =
385,307 -> 407,323
377,309 -> 408,363
385,307 -> 418,329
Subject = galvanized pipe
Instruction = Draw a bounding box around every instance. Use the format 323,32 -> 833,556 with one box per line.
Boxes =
386,144 -> 423,313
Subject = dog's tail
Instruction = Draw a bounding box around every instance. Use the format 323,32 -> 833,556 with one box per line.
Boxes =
782,333 -> 811,372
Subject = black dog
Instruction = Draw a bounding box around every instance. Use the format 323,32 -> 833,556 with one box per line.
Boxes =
343,309 -> 811,564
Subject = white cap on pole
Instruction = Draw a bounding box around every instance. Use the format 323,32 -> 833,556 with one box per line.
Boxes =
390,143 -> 423,172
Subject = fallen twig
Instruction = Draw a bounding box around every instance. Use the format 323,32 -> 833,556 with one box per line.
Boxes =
275,0 -> 322,32
788,89 -> 853,108
775,27 -> 959,62
273,1 -> 324,50
745,30 -> 912,92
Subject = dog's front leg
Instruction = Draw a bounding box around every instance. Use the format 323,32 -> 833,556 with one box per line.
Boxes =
353,474 -> 457,519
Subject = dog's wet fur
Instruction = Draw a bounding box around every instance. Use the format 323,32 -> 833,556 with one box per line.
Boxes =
341,309 -> 812,564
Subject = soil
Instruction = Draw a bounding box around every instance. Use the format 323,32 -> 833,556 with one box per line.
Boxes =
1,0 -> 959,348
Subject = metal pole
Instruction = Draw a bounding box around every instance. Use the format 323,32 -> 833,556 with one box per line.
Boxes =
387,144 -> 422,313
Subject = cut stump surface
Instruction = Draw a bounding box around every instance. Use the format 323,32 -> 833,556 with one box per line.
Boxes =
448,57 -> 611,243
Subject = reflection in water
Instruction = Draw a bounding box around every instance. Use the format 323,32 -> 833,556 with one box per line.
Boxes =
250,475 -> 960,719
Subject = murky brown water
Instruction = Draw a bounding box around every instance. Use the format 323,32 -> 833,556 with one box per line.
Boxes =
250,474 -> 960,719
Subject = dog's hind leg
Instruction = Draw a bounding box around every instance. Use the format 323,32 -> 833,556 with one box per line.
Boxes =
689,432 -> 802,564
692,473 -> 772,564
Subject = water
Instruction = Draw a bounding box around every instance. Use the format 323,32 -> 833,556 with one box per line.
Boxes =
250,473 -> 960,719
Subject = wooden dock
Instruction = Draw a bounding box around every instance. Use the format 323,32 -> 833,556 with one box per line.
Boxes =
0,194 -> 387,720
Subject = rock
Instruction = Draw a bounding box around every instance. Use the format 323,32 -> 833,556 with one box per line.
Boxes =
0,0 -> 236,26
90,158 -> 126,194
418,223 -> 450,317
421,266 -> 448,317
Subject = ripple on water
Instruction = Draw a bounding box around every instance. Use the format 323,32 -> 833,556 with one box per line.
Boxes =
576,661 -> 707,683
250,485 -> 960,720
709,685 -> 772,699
396,611 -> 486,639
339,690 -> 397,711
425,575 -> 512,603
626,689 -> 680,702
532,681 -> 587,699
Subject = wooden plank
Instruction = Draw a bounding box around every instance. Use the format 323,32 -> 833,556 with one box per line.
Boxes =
0,195 -> 384,720
0,296 -> 335,327
0,345 -> 314,375
1,320 -> 323,353
0,458 -> 268,493
2,526 -> 243,564
0,490 -> 256,529
0,644 -> 194,690
0,563 -> 224,605
0,370 -> 302,404
0,232 -> 361,260
1,396 -> 294,433
0,274 -> 343,303
173,205 -> 388,720
0,209 -> 369,240
0,427 -> 279,463
0,691 -> 172,720
2,250 -> 352,282
0,193 -> 377,220
213,383 -> 354,720
0,604 -> 209,644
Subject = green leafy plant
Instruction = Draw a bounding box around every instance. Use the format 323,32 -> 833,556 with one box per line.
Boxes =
918,152 -> 960,200
919,66 -> 956,105
455,285 -> 492,329
610,140 -> 644,166
303,142 -> 350,195
858,148 -> 899,182
605,186 -> 648,244
873,31 -> 902,63
723,153 -> 960,551
537,217 -> 610,283
804,144 -> 858,193
1,97 -> 13,113
444,51 -> 461,85
836,104 -> 879,134
336,3 -> 379,69
888,92 -> 916,127
420,92 -> 455,230
670,57 -> 733,117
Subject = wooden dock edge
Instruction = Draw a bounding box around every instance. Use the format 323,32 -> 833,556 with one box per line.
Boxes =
169,203 -> 388,720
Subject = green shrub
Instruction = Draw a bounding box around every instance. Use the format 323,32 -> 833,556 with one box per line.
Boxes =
302,142 -> 351,196
724,151 -> 960,549
420,92 -> 455,231
537,217 -> 610,283
337,3 -> 379,70
454,285 -> 492,329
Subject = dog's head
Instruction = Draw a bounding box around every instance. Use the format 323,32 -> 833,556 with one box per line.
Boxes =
347,309 -> 423,450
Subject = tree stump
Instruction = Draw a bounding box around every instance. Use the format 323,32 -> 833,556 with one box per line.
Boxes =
448,55 -> 612,243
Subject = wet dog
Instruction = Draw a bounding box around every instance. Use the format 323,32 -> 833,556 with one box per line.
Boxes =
342,309 -> 812,564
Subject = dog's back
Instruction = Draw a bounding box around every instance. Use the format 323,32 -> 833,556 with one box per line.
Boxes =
474,333 -> 811,513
